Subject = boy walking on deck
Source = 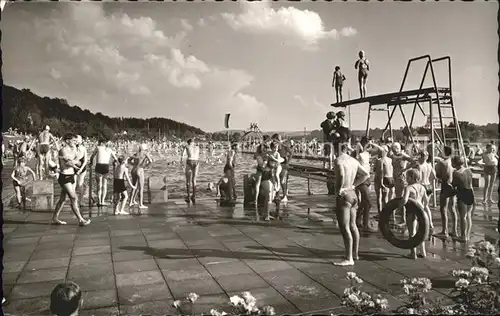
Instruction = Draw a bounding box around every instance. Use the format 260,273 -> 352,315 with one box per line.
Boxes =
113,156 -> 136,215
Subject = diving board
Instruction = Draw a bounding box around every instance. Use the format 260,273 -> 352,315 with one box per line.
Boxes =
331,87 -> 450,108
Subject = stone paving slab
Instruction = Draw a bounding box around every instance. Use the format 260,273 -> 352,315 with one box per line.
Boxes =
2,192 -> 499,315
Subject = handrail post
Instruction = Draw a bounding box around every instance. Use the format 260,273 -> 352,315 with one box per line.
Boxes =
307,174 -> 311,196
88,166 -> 92,210
112,163 -> 115,205
147,177 -> 152,204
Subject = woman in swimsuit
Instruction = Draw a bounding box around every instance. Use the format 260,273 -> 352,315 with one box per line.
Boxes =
129,144 -> 153,209
451,156 -> 475,242
259,162 -> 276,221
11,157 -> 36,208
481,143 -> 498,205
354,50 -> 370,98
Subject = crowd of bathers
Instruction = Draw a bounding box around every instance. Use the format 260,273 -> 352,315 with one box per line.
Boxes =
316,109 -> 499,264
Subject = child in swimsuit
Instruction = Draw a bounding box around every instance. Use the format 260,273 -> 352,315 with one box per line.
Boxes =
332,66 -> 346,103
374,146 -> 394,215
216,168 -> 234,206
401,169 -> 429,259
415,151 -> 436,233
451,156 -> 475,242
113,156 -> 136,215
11,158 -> 36,208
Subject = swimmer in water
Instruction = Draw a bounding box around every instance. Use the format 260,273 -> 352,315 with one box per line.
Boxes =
354,50 -> 370,98
481,143 -> 498,205
333,142 -> 370,266
399,169 -> 428,259
451,155 -> 475,242
180,138 -> 200,204
129,143 -> 153,208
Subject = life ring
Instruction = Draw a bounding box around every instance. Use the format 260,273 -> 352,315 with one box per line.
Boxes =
378,197 -> 429,250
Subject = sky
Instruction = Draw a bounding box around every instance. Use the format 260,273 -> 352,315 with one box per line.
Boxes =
2,1 -> 498,132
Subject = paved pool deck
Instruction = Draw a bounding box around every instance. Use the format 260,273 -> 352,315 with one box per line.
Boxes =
2,192 -> 499,315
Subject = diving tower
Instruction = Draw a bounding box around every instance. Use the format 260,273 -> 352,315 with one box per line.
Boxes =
331,55 -> 467,168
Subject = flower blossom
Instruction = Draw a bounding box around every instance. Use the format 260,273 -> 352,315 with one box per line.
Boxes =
172,300 -> 181,308
452,269 -> 471,278
187,293 -> 199,303
229,295 -> 245,307
347,293 -> 361,305
455,278 -> 470,289
262,305 -> 276,315
495,257 -> 500,266
346,272 -> 357,280
210,309 -> 227,316
354,276 -> 364,284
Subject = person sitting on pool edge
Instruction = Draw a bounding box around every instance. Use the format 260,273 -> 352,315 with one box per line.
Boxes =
216,168 -> 236,206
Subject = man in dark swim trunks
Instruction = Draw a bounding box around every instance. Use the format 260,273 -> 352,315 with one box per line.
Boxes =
37,125 -> 59,179
354,50 -> 370,98
435,145 -> 458,238
320,111 -> 336,169
52,134 -> 90,226
333,142 -> 370,266
90,139 -> 118,206
180,138 -> 200,203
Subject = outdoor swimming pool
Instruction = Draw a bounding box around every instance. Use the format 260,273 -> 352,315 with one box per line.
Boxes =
146,151 -> 329,199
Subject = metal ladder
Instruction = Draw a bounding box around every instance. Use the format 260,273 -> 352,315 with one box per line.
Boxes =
430,57 -> 468,167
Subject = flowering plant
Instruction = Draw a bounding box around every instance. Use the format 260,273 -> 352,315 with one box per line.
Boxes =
341,272 -> 389,314
449,240 -> 500,314
173,292 -> 275,316
212,292 -> 275,316
396,277 -> 441,315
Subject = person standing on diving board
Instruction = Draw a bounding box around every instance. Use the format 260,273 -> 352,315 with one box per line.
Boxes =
355,50 -> 370,99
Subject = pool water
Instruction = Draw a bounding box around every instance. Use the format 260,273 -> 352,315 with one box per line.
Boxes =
146,151 -> 329,199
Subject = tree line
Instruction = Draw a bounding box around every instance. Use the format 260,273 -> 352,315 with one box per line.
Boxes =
2,85 -> 206,140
